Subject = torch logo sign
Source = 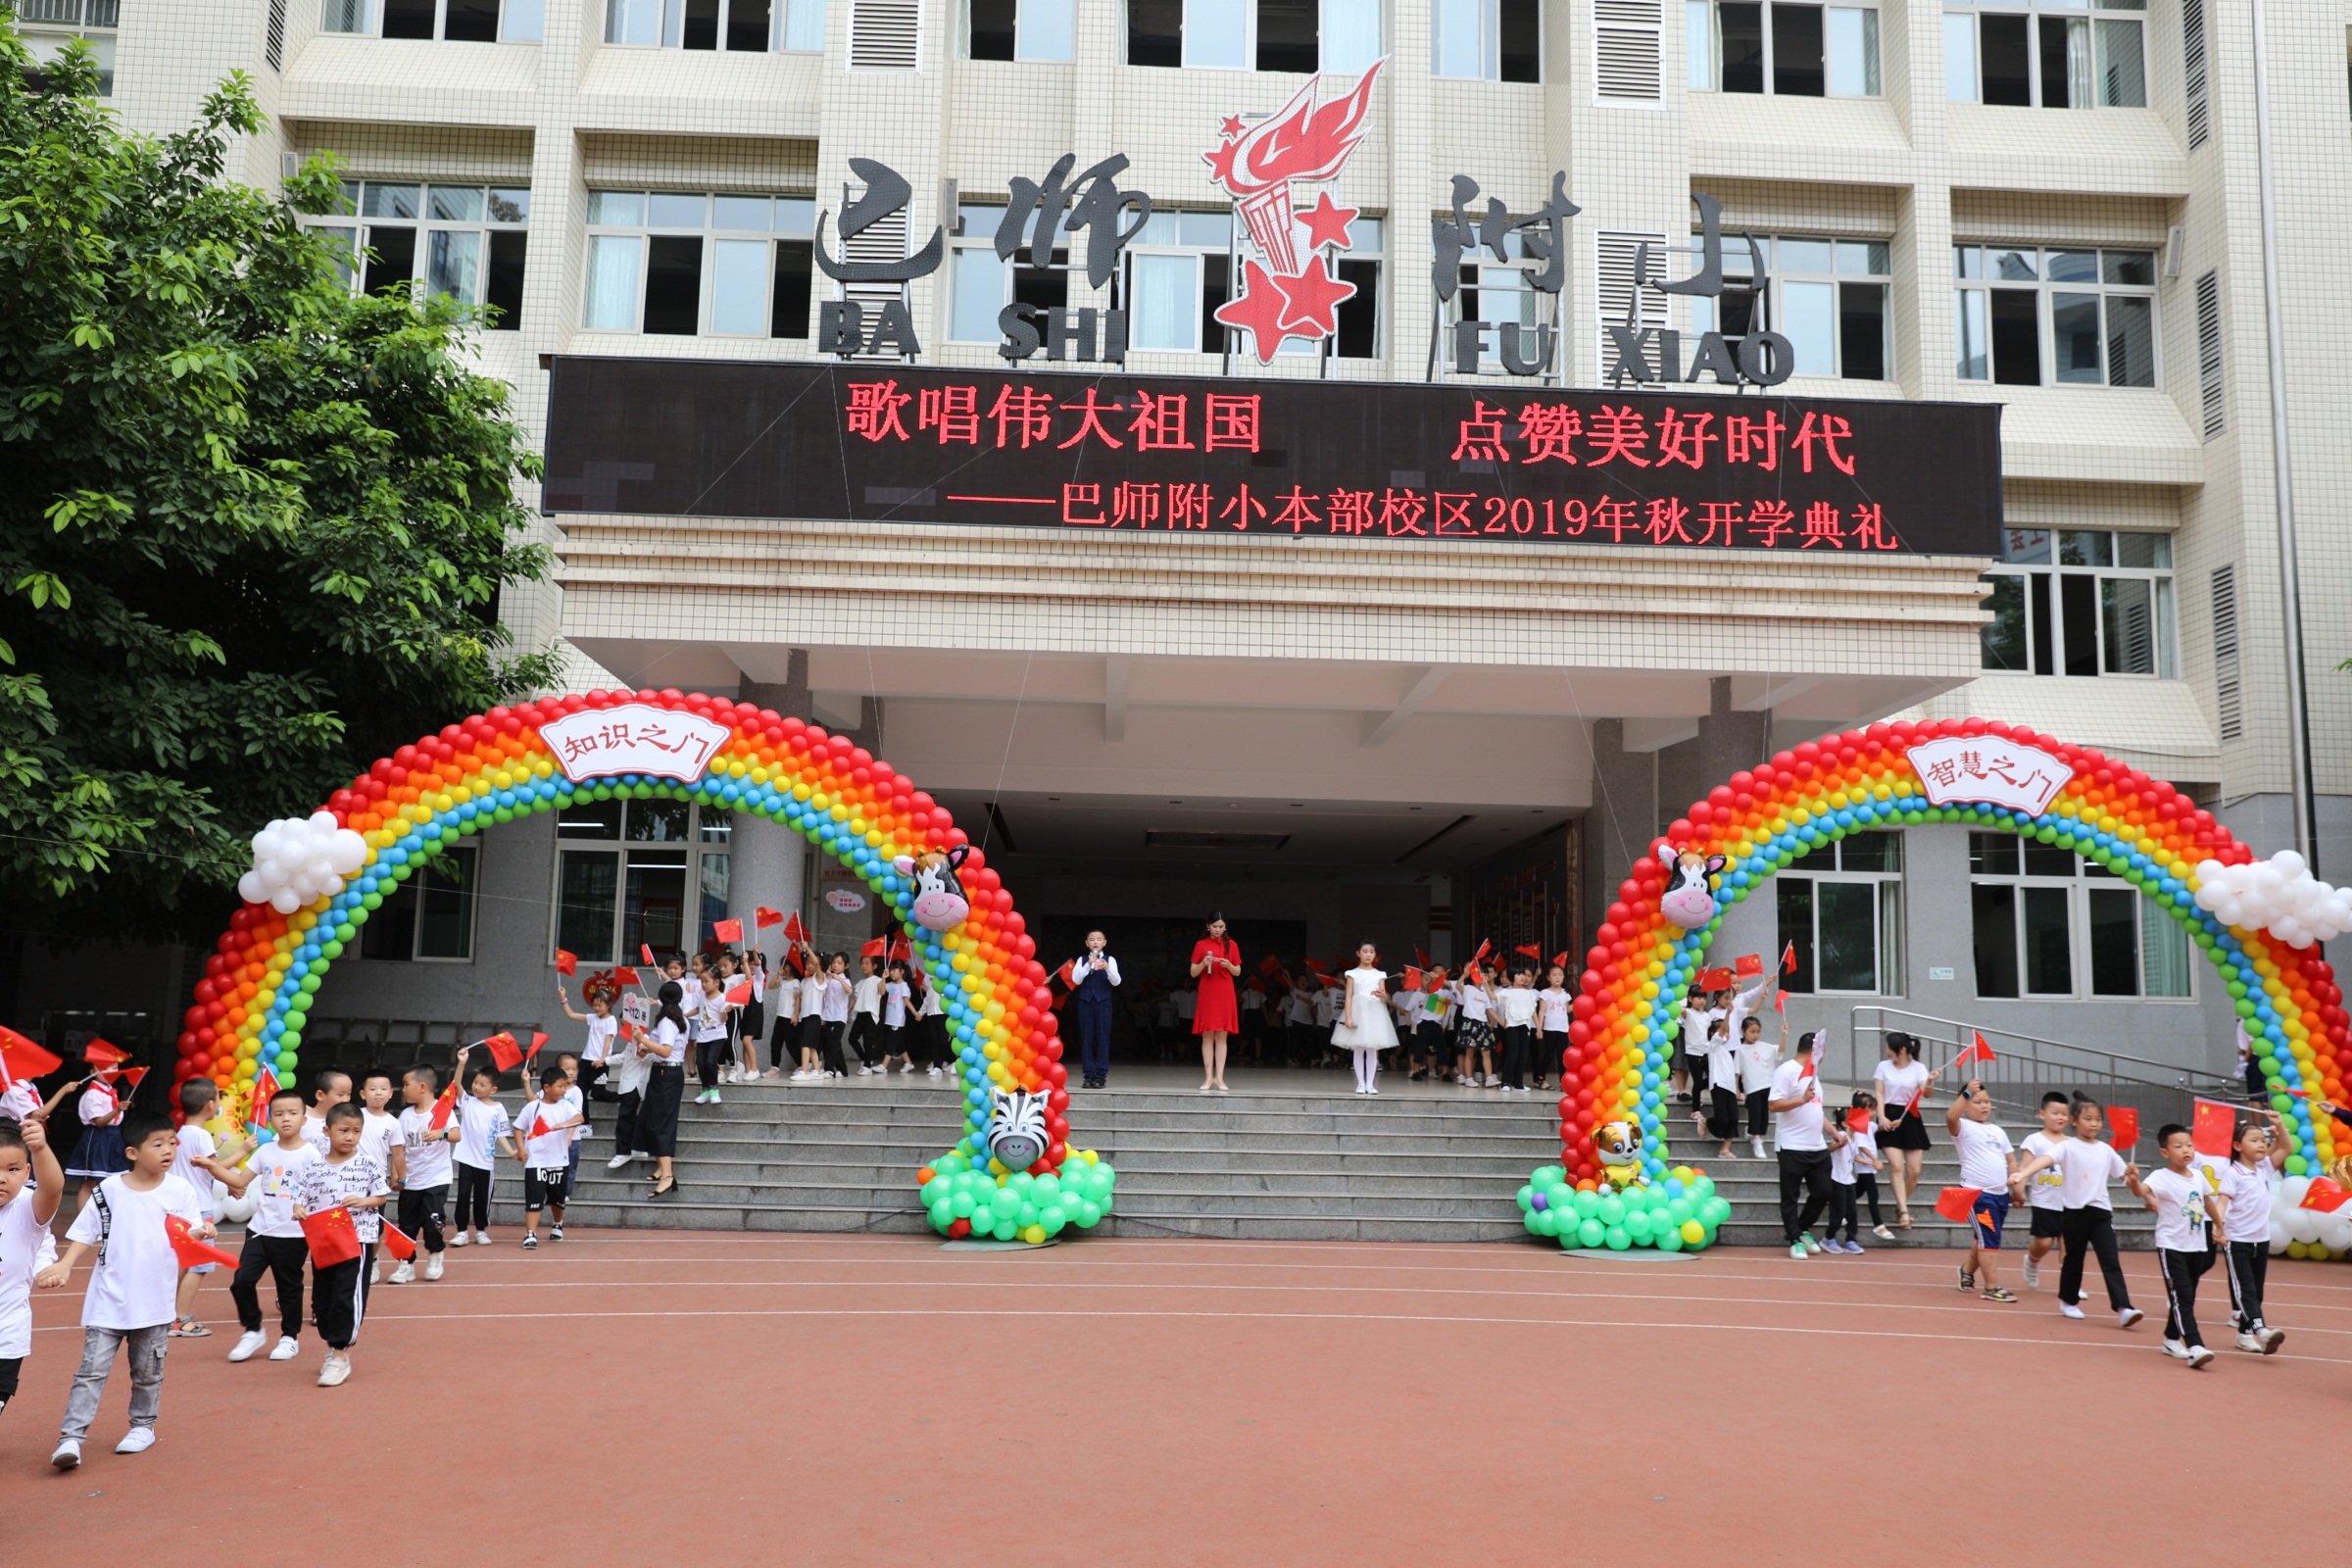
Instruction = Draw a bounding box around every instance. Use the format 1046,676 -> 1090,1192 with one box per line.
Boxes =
1203,58 -> 1386,364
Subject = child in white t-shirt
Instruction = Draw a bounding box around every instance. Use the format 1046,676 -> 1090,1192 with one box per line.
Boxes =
300,1069 -> 352,1151
1825,1097 -> 1879,1252
2140,1122 -> 2229,1368
37,1109 -> 209,1469
2015,1097 -> 2147,1330
514,1066 -> 581,1250
227,1089 -> 323,1365
2217,1109 -> 2288,1354
0,1115 -> 67,1420
168,1077 -> 253,1339
1846,1092 -> 1888,1240
879,960 -> 915,1074
1492,967 -> 1542,1094
291,1102 -> 391,1387
450,1057 -> 514,1248
2017,1091 -> 2074,1291
1945,1078 -> 2023,1300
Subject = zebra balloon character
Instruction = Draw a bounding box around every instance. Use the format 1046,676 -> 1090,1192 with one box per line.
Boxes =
988,1087 -> 1052,1172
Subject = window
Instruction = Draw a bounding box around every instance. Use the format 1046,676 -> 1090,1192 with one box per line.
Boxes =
1433,0 -> 1538,80
1444,221 -> 1556,371
1979,527 -> 2175,678
1686,233 -> 1888,379
1777,831 -> 1904,996
1688,0 -> 1876,95
1943,0 -> 2145,108
948,203 -> 1069,342
308,180 -> 530,328
604,0 -> 781,46
1126,0 -> 1381,70
1969,833 -> 2190,999
360,846 -> 479,961
551,797 -> 737,964
324,0 -> 545,40
965,0 -> 1073,57
1954,245 -> 2155,387
1118,210 -> 1383,358
583,191 -> 817,337
18,0 -> 119,96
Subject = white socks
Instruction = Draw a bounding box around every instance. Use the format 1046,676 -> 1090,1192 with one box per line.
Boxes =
1353,1050 -> 1378,1092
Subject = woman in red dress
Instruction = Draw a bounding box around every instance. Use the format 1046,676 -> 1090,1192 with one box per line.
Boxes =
1191,914 -> 1242,1094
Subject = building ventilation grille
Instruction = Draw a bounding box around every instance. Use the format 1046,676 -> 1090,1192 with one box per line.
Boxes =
2212,564 -> 2241,744
850,0 -> 920,69
840,202 -> 914,360
1594,0 -> 1663,105
265,0 -> 286,72
1595,230 -> 1669,381
2194,269 -> 2226,441
2182,0 -> 2210,150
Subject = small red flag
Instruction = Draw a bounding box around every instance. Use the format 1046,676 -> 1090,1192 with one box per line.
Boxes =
378,1220 -> 417,1260
116,1066 -> 148,1095
526,1031 -> 551,1061
1404,967 -> 1424,992
1256,954 -> 1282,976
1935,1186 -> 1983,1227
484,1031 -> 524,1072
1735,953 -> 1764,978
165,1214 -> 238,1270
1514,942 -> 1542,959
0,1026 -> 62,1087
613,965 -> 642,987
1798,1043 -> 1813,1076
713,917 -> 744,943
641,943 -> 657,965
1414,947 -> 1432,968
1699,966 -> 1735,992
724,979 -> 754,1005
2191,1100 -> 2236,1158
888,936 -> 912,963
82,1037 -> 129,1068
784,912 -> 809,946
1468,940 -> 1493,975
2301,1177 -> 2352,1213
301,1205 -> 364,1267
1773,992 -> 1788,1015
1845,1106 -> 1871,1133
1551,951 -> 1572,969
1303,957 -> 1332,975
1782,941 -> 1797,974
860,937 -> 886,958
426,1080 -> 460,1131
755,906 -> 785,929
2105,1105 -> 2138,1149
1055,959 -> 1078,989
1955,1032 -> 1997,1073
556,949 -> 578,977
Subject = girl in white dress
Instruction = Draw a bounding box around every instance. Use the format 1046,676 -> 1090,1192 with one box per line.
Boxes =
1331,943 -> 1398,1095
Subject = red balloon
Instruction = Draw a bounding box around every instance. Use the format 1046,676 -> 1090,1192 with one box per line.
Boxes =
948,1218 -> 972,1239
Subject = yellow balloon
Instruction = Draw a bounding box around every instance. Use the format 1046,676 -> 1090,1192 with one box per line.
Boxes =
1679,1220 -> 1705,1245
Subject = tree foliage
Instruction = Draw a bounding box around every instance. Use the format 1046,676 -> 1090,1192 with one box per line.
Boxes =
0,26 -> 554,942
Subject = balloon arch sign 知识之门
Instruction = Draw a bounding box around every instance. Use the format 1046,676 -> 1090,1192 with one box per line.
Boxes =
1520,718 -> 2352,1259
179,690 -> 1114,1246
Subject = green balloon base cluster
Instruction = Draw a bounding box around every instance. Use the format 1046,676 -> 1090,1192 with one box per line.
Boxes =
918,1149 -> 1117,1245
1517,1165 -> 1730,1252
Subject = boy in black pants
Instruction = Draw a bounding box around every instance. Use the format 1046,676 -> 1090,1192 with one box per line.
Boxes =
392,1063 -> 460,1284
292,1103 -> 390,1387
228,1088 -> 320,1365
2017,1096 -> 2147,1330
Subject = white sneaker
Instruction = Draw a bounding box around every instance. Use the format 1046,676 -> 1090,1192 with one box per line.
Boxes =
1366,1086 -> 1380,1095
708,1090 -> 721,1104
424,1253 -> 445,1280
2236,1332 -> 2267,1353
2186,1345 -> 2216,1369
369,1260 -> 382,1286
269,1336 -> 300,1361
899,1062 -> 916,1074
1872,1224 -> 1894,1240
228,1329 -> 268,1362
2258,1326 -> 2285,1354
318,1351 -> 352,1388
790,1070 -> 812,1081
608,1153 -> 633,1170
2163,1339 -> 2192,1360
50,1439 -> 81,1471
858,1065 -> 874,1076
1751,1139 -> 1767,1159
450,1230 -> 470,1248
2118,1307 -> 2144,1330
114,1424 -> 157,1454
1484,1074 -> 1500,1087
389,1260 -> 416,1284
926,1066 -> 942,1078
2021,1259 -> 2040,1290
2058,1302 -> 2085,1319
1800,1232 -> 1822,1255
473,1230 -> 492,1246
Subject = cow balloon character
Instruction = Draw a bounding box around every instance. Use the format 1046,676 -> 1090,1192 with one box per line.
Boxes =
1657,842 -> 1727,932
892,845 -> 972,932
988,1087 -> 1052,1173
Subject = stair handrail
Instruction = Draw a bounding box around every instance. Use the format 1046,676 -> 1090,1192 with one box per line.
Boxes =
1841,1004 -> 2238,1110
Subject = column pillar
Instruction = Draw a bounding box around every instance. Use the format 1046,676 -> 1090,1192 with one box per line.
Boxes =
1696,676 -> 1771,791
1586,719 -> 1655,917
729,654 -> 812,957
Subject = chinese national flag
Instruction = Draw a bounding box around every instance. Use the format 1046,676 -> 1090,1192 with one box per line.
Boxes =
2300,1177 -> 2352,1214
82,1037 -> 129,1069
1055,959 -> 1078,989
713,917 -> 744,943
1934,1187 -> 1984,1227
1468,940 -> 1493,975
1845,1106 -> 1872,1134
1700,967 -> 1736,993
301,1204 -> 364,1267
1773,992 -> 1788,1015
784,912 -> 809,946
1404,967 -> 1424,992
755,906 -> 786,929
378,1220 -> 418,1260
1515,943 -> 1542,960
556,949 -> 578,977
526,1031 -> 551,1061
426,1081 -> 460,1131
1257,954 -> 1282,976
1551,951 -> 1572,970
1782,941 -> 1797,974
1303,957 -> 1331,976
724,980 -> 754,1005
1956,1032 -> 1997,1072
164,1214 -> 238,1270
116,1066 -> 148,1095
888,936 -> 912,963
612,966 -> 642,987
484,1032 -> 524,1072
641,944 -> 657,966
1735,954 -> 1764,978
0,1026 -> 62,1086
1414,947 -> 1432,968
2105,1105 -> 2138,1150
860,938 -> 887,958
2191,1100 -> 2237,1158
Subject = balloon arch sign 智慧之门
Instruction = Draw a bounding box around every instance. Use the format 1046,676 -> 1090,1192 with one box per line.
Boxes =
1520,717 -> 2352,1259
178,690 -> 1115,1246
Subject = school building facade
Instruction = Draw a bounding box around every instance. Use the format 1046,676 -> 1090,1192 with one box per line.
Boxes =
20,0 -> 2352,1078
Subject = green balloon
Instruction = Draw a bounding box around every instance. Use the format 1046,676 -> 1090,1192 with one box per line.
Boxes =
275,1051 -> 298,1074
1625,1211 -> 1654,1241
278,1029 -> 302,1050
1573,1190 -> 1600,1218
1578,1218 -> 1605,1248
1604,1226 -> 1631,1250
1596,1194 -> 1626,1225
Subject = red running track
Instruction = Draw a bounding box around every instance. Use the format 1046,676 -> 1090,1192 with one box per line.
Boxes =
10,1231 -> 2347,1564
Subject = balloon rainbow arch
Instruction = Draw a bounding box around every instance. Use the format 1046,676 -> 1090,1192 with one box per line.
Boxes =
174,688 -> 1113,1245
1521,715 -> 2350,1257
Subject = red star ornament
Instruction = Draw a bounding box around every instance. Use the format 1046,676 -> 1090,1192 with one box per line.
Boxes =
1204,138 -> 1246,189
1212,261 -> 1298,363
1218,115 -> 1246,138
1272,258 -> 1356,337
1297,191 -> 1358,253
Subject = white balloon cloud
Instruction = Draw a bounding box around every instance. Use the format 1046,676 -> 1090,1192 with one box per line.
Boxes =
239,811 -> 369,915
2192,850 -> 2352,950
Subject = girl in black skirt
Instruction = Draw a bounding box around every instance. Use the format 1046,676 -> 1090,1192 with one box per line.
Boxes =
637,981 -> 689,1200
